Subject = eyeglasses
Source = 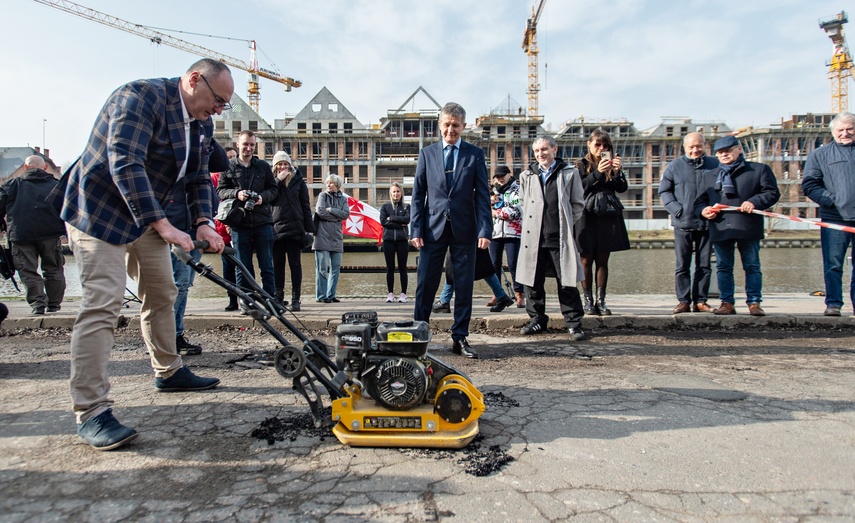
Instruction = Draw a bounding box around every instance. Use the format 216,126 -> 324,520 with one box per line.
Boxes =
199,74 -> 232,111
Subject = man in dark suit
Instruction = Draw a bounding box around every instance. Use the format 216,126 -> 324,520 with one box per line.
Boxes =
48,58 -> 230,451
410,102 -> 492,359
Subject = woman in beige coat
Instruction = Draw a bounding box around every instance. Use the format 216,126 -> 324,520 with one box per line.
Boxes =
516,136 -> 588,340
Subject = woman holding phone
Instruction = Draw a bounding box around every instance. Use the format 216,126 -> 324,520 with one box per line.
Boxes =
574,129 -> 630,315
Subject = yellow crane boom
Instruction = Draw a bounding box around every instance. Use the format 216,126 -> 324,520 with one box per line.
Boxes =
31,0 -> 301,113
819,11 -> 853,114
521,0 -> 547,118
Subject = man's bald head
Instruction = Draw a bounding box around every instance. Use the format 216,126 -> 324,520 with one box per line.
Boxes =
24,155 -> 46,170
682,132 -> 705,159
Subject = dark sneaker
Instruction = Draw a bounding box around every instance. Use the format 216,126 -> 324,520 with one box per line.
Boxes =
155,366 -> 220,392
32,306 -> 46,315
432,301 -> 451,313
330,297 -> 341,303
824,306 -> 841,317
77,409 -> 138,451
47,305 -> 61,313
176,335 -> 202,355
568,327 -> 587,341
521,318 -> 547,335
291,301 -> 301,312
489,295 -> 515,313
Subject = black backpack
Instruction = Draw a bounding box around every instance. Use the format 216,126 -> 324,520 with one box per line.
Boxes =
0,231 -> 20,292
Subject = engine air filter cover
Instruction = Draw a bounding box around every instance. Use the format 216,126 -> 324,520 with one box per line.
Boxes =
368,357 -> 428,411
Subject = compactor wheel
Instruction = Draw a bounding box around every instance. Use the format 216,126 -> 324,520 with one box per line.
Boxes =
274,344 -> 307,379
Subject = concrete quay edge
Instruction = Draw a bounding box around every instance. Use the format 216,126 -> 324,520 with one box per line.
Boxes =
1,293 -> 851,333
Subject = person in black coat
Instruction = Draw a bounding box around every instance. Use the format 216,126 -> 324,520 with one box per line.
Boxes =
574,129 -> 630,316
270,151 -> 314,311
696,136 -> 780,316
379,181 -> 411,302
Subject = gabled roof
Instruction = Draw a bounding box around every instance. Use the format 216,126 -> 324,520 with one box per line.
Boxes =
0,147 -> 57,180
285,87 -> 364,130
212,92 -> 274,131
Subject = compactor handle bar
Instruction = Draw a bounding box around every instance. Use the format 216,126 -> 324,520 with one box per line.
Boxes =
171,241 -> 235,264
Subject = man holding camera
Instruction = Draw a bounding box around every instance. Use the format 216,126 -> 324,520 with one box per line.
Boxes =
696,136 -> 780,316
216,130 -> 279,303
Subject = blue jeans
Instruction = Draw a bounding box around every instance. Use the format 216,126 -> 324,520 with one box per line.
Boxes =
438,273 -> 508,304
230,224 -> 276,297
171,248 -> 202,337
315,250 -> 342,300
713,239 -> 762,305
820,226 -> 855,308
490,238 -> 522,293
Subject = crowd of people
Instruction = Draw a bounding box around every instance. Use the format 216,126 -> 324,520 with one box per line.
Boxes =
0,56 -> 853,452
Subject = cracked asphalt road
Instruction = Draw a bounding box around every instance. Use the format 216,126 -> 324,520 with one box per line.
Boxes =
1,325 -> 854,522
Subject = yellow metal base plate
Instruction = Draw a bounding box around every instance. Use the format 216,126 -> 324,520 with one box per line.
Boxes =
332,420 -> 479,449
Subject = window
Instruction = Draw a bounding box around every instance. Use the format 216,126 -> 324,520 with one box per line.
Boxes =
312,103 -> 321,112
329,122 -> 338,134
513,145 -> 523,160
298,142 -> 308,158
264,142 -> 273,157
215,120 -> 225,130
248,120 -> 258,132
232,121 -> 241,134
497,126 -> 506,137
330,141 -> 339,156
328,103 -> 338,112
497,147 -> 506,161
344,122 -> 353,134
652,144 -> 660,157
312,123 -> 322,134
313,142 -> 324,156
297,122 -> 307,134
358,142 -> 368,155
345,142 -> 354,156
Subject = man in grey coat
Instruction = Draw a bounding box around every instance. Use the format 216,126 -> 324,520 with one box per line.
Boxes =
802,111 -> 855,316
658,132 -> 719,314
517,136 -> 587,340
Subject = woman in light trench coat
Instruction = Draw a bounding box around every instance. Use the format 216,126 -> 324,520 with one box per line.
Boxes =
515,139 -> 587,339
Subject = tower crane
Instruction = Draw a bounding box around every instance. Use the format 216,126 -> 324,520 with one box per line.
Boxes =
31,0 -> 301,113
521,0 -> 547,118
819,11 -> 853,114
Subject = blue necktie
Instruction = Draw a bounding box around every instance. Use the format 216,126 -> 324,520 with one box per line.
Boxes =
445,145 -> 456,189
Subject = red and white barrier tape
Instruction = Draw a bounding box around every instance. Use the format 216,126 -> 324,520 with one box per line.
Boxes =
711,203 -> 855,234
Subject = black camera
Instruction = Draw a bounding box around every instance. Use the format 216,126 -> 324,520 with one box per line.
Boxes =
244,190 -> 260,211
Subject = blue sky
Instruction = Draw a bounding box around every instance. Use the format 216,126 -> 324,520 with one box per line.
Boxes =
1,0 -> 849,166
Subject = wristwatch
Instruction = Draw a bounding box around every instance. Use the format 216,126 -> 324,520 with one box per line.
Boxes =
192,219 -> 216,231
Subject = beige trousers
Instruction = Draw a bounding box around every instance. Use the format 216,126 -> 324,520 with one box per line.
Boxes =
66,225 -> 183,424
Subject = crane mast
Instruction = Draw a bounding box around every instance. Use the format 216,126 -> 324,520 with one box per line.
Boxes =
521,0 -> 546,118
819,11 -> 853,114
31,0 -> 301,113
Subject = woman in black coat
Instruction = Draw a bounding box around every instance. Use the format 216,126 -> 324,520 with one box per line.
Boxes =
270,151 -> 314,311
574,129 -> 631,315
379,181 -> 411,302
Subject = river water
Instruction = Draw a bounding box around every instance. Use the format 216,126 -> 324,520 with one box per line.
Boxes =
0,248 -> 827,301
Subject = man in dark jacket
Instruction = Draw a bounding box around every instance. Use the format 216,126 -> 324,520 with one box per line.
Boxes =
658,132 -> 719,314
802,111 -> 855,317
0,156 -> 66,315
270,150 -> 314,311
216,130 -> 278,303
696,136 -> 781,316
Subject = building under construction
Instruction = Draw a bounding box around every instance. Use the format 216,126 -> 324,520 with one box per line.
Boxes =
212,85 -> 833,230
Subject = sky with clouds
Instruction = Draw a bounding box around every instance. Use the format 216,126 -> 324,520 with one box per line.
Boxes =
1,0 -> 849,166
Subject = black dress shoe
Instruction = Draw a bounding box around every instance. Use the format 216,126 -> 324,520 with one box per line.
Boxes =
489,295 -> 515,313
451,338 -> 479,359
77,409 -> 138,451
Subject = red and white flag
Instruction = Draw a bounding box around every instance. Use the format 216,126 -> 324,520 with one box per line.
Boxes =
343,195 -> 383,243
